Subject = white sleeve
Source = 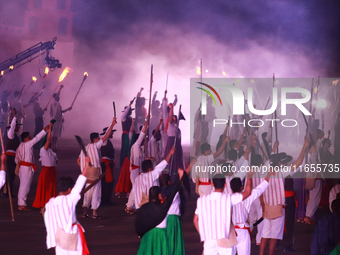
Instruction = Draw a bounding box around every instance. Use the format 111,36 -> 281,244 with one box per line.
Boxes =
151,160 -> 168,179
28,130 -> 47,147
231,193 -> 243,206
96,139 -> 104,149
7,117 -> 16,140
121,105 -> 130,122
249,180 -> 269,203
69,175 -> 87,203
0,170 -> 6,189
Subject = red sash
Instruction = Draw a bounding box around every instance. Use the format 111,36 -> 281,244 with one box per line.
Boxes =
199,181 -> 211,186
285,191 -> 298,207
72,223 -> 90,255
20,161 -> 37,171
122,130 -> 129,134
6,151 -> 16,156
131,164 -> 139,170
234,225 -> 252,241
101,158 -> 114,183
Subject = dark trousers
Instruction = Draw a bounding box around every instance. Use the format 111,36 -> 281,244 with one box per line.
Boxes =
4,155 -> 16,195
284,196 -> 296,247
101,162 -> 114,205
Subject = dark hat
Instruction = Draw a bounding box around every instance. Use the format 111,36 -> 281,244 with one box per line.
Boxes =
100,127 -> 117,136
280,153 -> 293,164
121,106 -> 135,112
269,153 -> 281,166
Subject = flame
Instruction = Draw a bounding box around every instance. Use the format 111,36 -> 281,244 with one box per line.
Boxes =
222,71 -> 226,77
196,67 -> 201,75
9,65 -> 13,70
58,67 -> 71,82
250,79 -> 255,83
0,71 -> 3,76
32,76 -> 37,82
84,72 -> 88,76
45,67 -> 49,75
314,87 -> 318,94
333,79 -> 339,86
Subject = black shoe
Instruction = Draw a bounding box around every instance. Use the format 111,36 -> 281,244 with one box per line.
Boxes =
284,246 -> 296,252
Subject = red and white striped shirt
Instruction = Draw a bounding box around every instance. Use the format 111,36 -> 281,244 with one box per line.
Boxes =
192,154 -> 215,183
232,180 -> 269,226
329,184 -> 340,212
195,192 -> 243,241
44,175 -> 86,249
79,139 -> 103,172
129,160 -> 168,209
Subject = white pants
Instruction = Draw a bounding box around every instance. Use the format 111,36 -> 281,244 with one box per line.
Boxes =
249,197 -> 264,244
262,210 -> 285,240
18,166 -> 34,206
55,232 -> 82,255
130,168 -> 139,186
235,228 -> 251,255
306,179 -> 322,218
83,181 -> 101,210
204,240 -> 235,255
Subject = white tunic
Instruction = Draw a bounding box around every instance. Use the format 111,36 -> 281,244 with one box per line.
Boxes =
44,175 -> 86,252
127,160 -> 168,209
148,136 -> 162,165
232,180 -> 269,226
40,147 -> 58,167
195,192 -> 243,241
79,139 -> 103,172
50,100 -> 63,137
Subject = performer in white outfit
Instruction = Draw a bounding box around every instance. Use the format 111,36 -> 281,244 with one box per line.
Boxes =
0,154 -> 6,189
44,157 -> 91,255
15,123 -> 51,210
77,117 -> 117,219
148,119 -> 163,166
126,146 -> 174,212
193,172 -> 253,255
11,91 -> 26,133
130,119 -> 148,185
231,172 -> 272,255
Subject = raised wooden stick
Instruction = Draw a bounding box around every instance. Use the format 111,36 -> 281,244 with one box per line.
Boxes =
0,127 -> 14,221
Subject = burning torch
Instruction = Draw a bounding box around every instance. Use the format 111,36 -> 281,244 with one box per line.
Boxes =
44,67 -> 71,110
69,72 -> 88,109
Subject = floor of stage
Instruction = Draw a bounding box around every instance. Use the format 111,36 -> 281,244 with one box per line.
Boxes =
0,138 -> 321,254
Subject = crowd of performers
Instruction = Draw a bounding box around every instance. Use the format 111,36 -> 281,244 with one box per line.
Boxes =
0,84 -> 340,255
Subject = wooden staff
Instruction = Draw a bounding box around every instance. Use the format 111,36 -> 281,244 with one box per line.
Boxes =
0,127 -> 14,221
70,72 -> 88,109
144,65 -> 153,156
273,74 -> 279,153
81,172 -> 106,195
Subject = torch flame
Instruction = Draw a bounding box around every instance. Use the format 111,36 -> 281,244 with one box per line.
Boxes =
45,67 -> 49,75
9,65 -> 13,70
196,67 -> 201,75
58,67 -> 71,83
0,71 -> 3,76
32,76 -> 37,82
222,71 -> 226,77
314,87 -> 318,94
333,79 -> 339,86
84,72 -> 88,77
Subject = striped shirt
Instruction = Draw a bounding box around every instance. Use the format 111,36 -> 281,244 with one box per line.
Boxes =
192,154 -> 215,183
223,159 -> 249,194
44,175 -> 86,249
129,160 -> 168,209
232,180 -> 269,226
79,139 -> 103,172
130,131 -> 145,169
329,184 -> 340,212
15,130 -> 47,170
195,192 -> 243,241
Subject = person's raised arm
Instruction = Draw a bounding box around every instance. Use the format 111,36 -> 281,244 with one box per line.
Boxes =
235,128 -> 246,151
102,117 -> 117,143
141,117 -> 149,134
137,87 -> 143,98
153,119 -> 163,138
185,158 -> 197,175
43,125 -> 52,150
213,136 -> 229,159
7,109 -> 17,140
240,171 -> 254,200
173,94 -> 178,107
29,123 -> 52,146
291,138 -> 310,171
152,91 -> 157,105
164,146 -> 175,164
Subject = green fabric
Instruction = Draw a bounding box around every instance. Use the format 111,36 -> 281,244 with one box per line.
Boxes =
330,244 -> 340,255
166,215 -> 185,255
137,228 -> 169,255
